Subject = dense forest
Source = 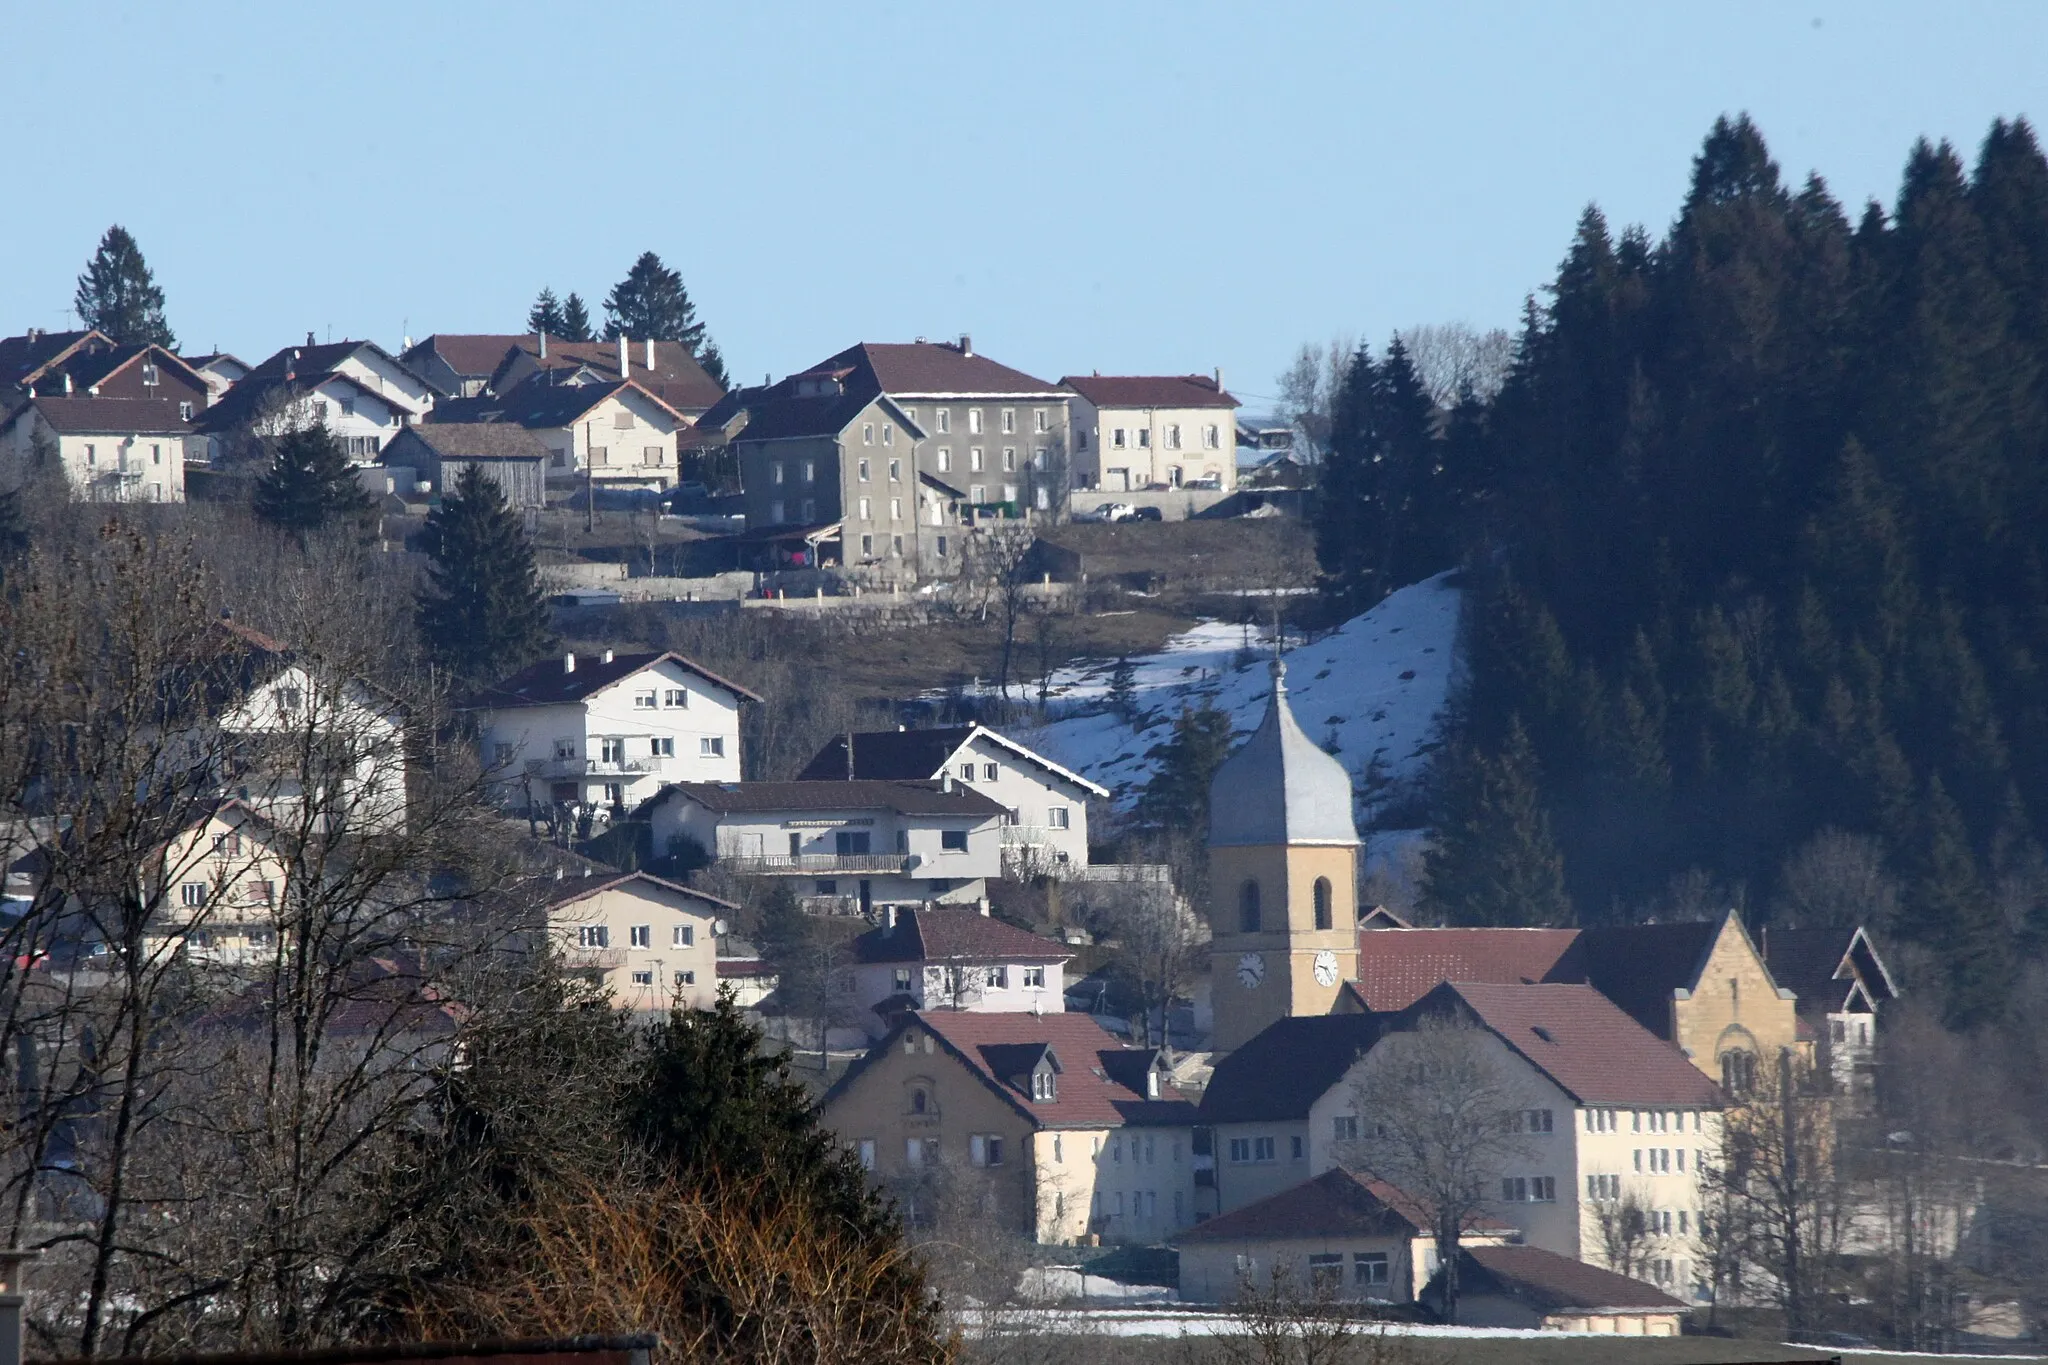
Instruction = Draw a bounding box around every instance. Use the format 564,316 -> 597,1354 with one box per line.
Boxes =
1313,115 -> 2048,1030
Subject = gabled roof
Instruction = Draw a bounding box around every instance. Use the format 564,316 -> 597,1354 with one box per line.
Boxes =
437,372 -> 684,431
1060,373 -> 1240,410
1415,982 -> 1723,1107
388,422 -> 549,461
1175,1168 -> 1508,1244
1439,1244 -> 1687,1314
4,396 -> 194,436
49,343 -> 207,397
1351,927 -> 1583,1011
850,905 -> 1069,965
1198,1013 -> 1383,1123
401,333 -> 533,380
0,329 -> 110,393
472,650 -> 761,707
663,779 -> 1007,819
489,337 -> 725,413
794,724 -> 1110,798
1761,924 -> 1898,1013
193,339 -> 429,431
1573,918 -> 1730,1041
542,869 -> 737,913
826,1010 -> 1196,1131
805,340 -> 1064,398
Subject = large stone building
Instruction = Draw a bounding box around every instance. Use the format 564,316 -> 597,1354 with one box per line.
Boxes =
1205,656 -> 1362,1054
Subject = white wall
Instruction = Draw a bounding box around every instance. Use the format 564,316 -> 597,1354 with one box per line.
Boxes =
945,733 -> 1094,869
651,794 -> 1002,891
215,664 -> 408,832
481,658 -> 744,812
543,388 -> 682,489
848,955 -> 1066,1031
331,349 -> 435,420
1,413 -> 189,503
1030,1124 -> 1197,1245
1072,400 -> 1236,493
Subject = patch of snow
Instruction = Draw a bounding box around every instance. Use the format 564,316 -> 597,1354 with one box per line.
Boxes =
1017,1266 -> 1177,1304
1011,572 -> 1463,815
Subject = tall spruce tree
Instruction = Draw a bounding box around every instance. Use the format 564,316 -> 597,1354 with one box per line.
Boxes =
560,292 -> 594,342
416,463 -> 553,684
526,288 -> 566,336
603,251 -> 706,348
1422,719 -> 1573,927
697,336 -> 729,388
74,225 -> 175,348
252,423 -> 373,541
1136,703 -> 1237,834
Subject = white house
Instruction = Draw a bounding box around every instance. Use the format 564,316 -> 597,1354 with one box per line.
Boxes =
646,778 -> 1007,915
180,352 -> 251,406
543,870 -> 731,1013
795,725 -> 1108,874
204,618 -> 409,833
193,338 -> 436,465
472,650 -> 757,815
1308,982 -> 1726,1302
1061,372 -> 1240,493
843,904 -> 1071,1036
0,396 -> 193,503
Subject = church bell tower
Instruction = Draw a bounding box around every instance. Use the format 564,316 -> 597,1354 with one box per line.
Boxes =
1205,656 -> 1360,1054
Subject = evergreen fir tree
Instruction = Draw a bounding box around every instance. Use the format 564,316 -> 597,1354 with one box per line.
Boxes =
1107,655 -> 1138,721
251,423 -> 373,541
526,287 -> 566,336
697,336 -> 729,388
416,463 -> 553,684
560,292 -> 594,342
1422,719 -> 1573,927
1136,703 -> 1236,834
1914,776 -> 2015,1030
603,251 -> 705,348
73,225 -> 175,348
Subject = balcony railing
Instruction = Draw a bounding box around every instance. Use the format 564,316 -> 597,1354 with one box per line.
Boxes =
562,947 -> 627,969
717,852 -> 912,875
1000,825 -> 1070,845
524,755 -> 665,779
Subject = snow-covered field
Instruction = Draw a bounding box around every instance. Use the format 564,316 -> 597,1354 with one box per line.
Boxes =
1013,572 -> 1463,818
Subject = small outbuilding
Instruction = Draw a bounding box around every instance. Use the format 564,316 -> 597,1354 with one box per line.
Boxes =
1422,1244 -> 1688,1334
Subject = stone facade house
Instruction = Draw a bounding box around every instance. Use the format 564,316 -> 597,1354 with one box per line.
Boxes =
1062,371 -> 1240,493
820,1010 -> 1197,1243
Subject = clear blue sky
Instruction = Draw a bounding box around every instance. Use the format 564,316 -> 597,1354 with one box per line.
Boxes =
6,1 -> 2042,410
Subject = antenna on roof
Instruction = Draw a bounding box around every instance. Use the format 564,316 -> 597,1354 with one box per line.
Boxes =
845,731 -> 855,781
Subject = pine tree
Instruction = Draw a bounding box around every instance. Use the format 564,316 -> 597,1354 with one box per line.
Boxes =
73,225 -> 175,348
603,251 -> 705,348
560,292 -> 594,342
1422,719 -> 1573,926
1136,703 -> 1237,834
697,336 -> 729,388
1913,776 -> 2015,1030
416,463 -> 553,684
251,423 -> 373,541
1107,655 -> 1138,721
526,287 -> 566,335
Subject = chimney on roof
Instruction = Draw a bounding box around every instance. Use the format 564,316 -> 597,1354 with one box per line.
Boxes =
601,648 -> 614,664
958,334 -> 972,358
941,770 -> 954,794
306,331 -> 316,347
883,904 -> 896,932
563,653 -> 576,674
538,331 -> 547,360
645,338 -> 655,371
978,898 -> 990,916
62,374 -> 72,395
915,336 -> 926,345
1214,366 -> 1224,394
618,334 -> 630,378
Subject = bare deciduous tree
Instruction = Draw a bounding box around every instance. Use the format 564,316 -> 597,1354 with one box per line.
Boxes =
1336,1018 -> 1532,1324
1772,828 -> 1902,930
1275,338 -> 1353,461
1392,324 -> 1514,409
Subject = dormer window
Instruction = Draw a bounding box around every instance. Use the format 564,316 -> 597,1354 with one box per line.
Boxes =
1146,1069 -> 1161,1099
1032,1068 -> 1056,1102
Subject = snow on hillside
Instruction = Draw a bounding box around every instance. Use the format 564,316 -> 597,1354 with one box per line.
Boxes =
1014,572 -> 1463,817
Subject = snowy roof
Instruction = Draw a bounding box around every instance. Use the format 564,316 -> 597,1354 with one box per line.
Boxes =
1207,657 -> 1359,848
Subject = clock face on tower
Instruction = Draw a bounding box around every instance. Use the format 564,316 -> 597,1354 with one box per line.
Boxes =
1236,952 -> 1265,989
1313,949 -> 1340,988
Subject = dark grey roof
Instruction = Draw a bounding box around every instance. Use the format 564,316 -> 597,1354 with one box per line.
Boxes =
797,727 -> 974,781
850,906 -> 1069,964
389,422 -> 548,461
1208,658 -> 1358,848
1572,918 -> 1728,1041
543,869 -> 737,912
1176,1169 -> 1510,1243
1762,924 -> 1897,1012
5,396 -> 193,436
435,374 -> 673,430
1198,1014 -> 1384,1123
473,650 -> 760,707
665,779 -> 1007,818
195,339 -> 426,432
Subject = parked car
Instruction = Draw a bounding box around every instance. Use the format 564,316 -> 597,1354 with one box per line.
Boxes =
1082,502 -> 1136,523
1188,474 -> 1224,490
1130,505 -> 1164,521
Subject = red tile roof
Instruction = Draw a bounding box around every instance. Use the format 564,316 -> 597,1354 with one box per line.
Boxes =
1429,982 -> 1723,1107
403,333 -> 534,378
1060,373 -> 1239,410
808,341 -> 1063,397
911,1010 -> 1197,1129
1351,927 -> 1583,1010
5,396 -> 195,436
492,338 -> 725,413
1175,1167 -> 1509,1243
1451,1244 -> 1688,1313
851,906 -> 1070,965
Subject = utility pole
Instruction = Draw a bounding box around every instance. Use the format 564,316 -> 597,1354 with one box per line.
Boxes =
585,419 -> 595,534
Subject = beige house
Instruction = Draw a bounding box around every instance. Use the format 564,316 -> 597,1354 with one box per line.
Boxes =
1062,372 -> 1239,493
543,871 -> 731,1012
1175,1167 -> 1515,1304
0,396 -> 193,502
1204,657 -> 1362,1054
438,374 -> 687,493
820,1011 -> 1197,1243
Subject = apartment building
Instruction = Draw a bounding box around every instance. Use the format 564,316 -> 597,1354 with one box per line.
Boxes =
1062,371 -> 1240,493
543,871 -> 731,1012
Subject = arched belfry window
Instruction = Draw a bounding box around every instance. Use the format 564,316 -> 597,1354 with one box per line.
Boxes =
1313,877 -> 1334,931
1239,880 -> 1261,933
